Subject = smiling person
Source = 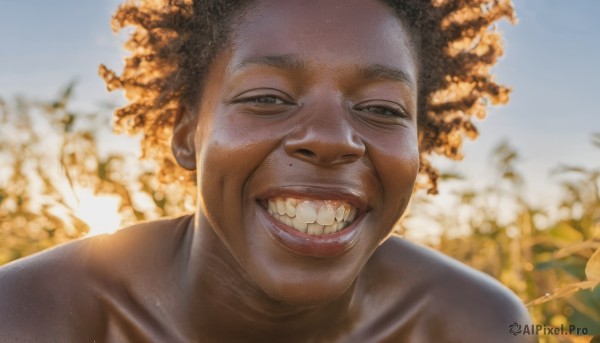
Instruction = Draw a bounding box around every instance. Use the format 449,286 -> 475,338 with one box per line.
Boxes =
0,0 -> 534,342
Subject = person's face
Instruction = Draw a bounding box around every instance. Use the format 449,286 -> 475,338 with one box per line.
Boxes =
184,0 -> 419,304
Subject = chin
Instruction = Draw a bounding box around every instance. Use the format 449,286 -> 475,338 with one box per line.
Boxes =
260,277 -> 354,306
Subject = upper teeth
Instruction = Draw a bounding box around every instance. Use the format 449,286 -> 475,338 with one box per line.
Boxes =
267,197 -> 357,235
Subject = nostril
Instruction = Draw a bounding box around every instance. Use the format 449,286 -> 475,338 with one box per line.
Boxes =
297,149 -> 316,158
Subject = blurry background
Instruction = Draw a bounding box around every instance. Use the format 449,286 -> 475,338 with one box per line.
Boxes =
0,1 -> 599,342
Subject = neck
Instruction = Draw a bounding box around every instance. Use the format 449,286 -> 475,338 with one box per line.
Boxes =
179,214 -> 359,341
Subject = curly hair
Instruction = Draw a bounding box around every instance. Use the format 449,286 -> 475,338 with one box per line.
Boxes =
100,0 -> 515,195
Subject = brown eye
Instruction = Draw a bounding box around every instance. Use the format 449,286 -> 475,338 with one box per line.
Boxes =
359,104 -> 408,118
243,95 -> 286,105
363,106 -> 400,117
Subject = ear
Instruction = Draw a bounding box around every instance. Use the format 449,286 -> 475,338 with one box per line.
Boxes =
171,106 -> 198,171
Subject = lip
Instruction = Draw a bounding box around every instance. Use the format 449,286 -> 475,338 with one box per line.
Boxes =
255,186 -> 368,258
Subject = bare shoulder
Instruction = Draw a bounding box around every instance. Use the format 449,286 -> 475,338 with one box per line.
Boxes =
0,235 -> 104,341
357,236 -> 535,343
0,215 -> 193,342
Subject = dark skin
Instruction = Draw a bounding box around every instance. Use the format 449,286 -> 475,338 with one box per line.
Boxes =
0,0 -> 535,342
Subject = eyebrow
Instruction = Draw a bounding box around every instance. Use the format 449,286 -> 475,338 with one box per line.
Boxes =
238,54 -> 306,71
237,54 -> 415,89
356,64 -> 415,89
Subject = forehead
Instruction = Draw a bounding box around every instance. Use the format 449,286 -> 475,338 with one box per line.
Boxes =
228,0 -> 417,79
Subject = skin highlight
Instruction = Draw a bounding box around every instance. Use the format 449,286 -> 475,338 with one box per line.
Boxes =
0,1 -> 534,342
176,0 -> 420,309
99,0 -> 515,196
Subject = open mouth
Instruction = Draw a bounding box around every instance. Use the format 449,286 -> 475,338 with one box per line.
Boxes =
265,197 -> 357,235
256,189 -> 367,258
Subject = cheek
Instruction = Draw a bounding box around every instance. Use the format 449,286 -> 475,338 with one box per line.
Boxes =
368,130 -> 419,216
194,111 -> 284,222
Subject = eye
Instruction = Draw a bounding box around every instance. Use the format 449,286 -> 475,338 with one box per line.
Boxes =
239,95 -> 288,105
361,105 -> 404,117
355,101 -> 409,119
230,90 -> 296,116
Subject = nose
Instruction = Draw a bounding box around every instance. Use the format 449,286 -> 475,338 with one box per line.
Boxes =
283,105 -> 365,166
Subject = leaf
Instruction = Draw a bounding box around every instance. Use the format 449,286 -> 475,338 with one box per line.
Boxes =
439,172 -> 464,181
552,164 -> 589,176
585,246 -> 600,281
554,240 -> 600,259
549,222 -> 584,242
55,80 -> 77,110
592,132 -> 600,149
526,280 -> 599,307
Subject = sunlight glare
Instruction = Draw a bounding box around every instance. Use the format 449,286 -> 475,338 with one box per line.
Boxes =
74,189 -> 122,236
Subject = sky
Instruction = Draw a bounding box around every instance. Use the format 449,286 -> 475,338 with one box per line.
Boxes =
1,1 -> 599,220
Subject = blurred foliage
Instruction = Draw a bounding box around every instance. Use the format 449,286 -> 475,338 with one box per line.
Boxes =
1,88 -> 599,342
0,85 -> 88,262
398,140 -> 600,342
0,86 -> 191,264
